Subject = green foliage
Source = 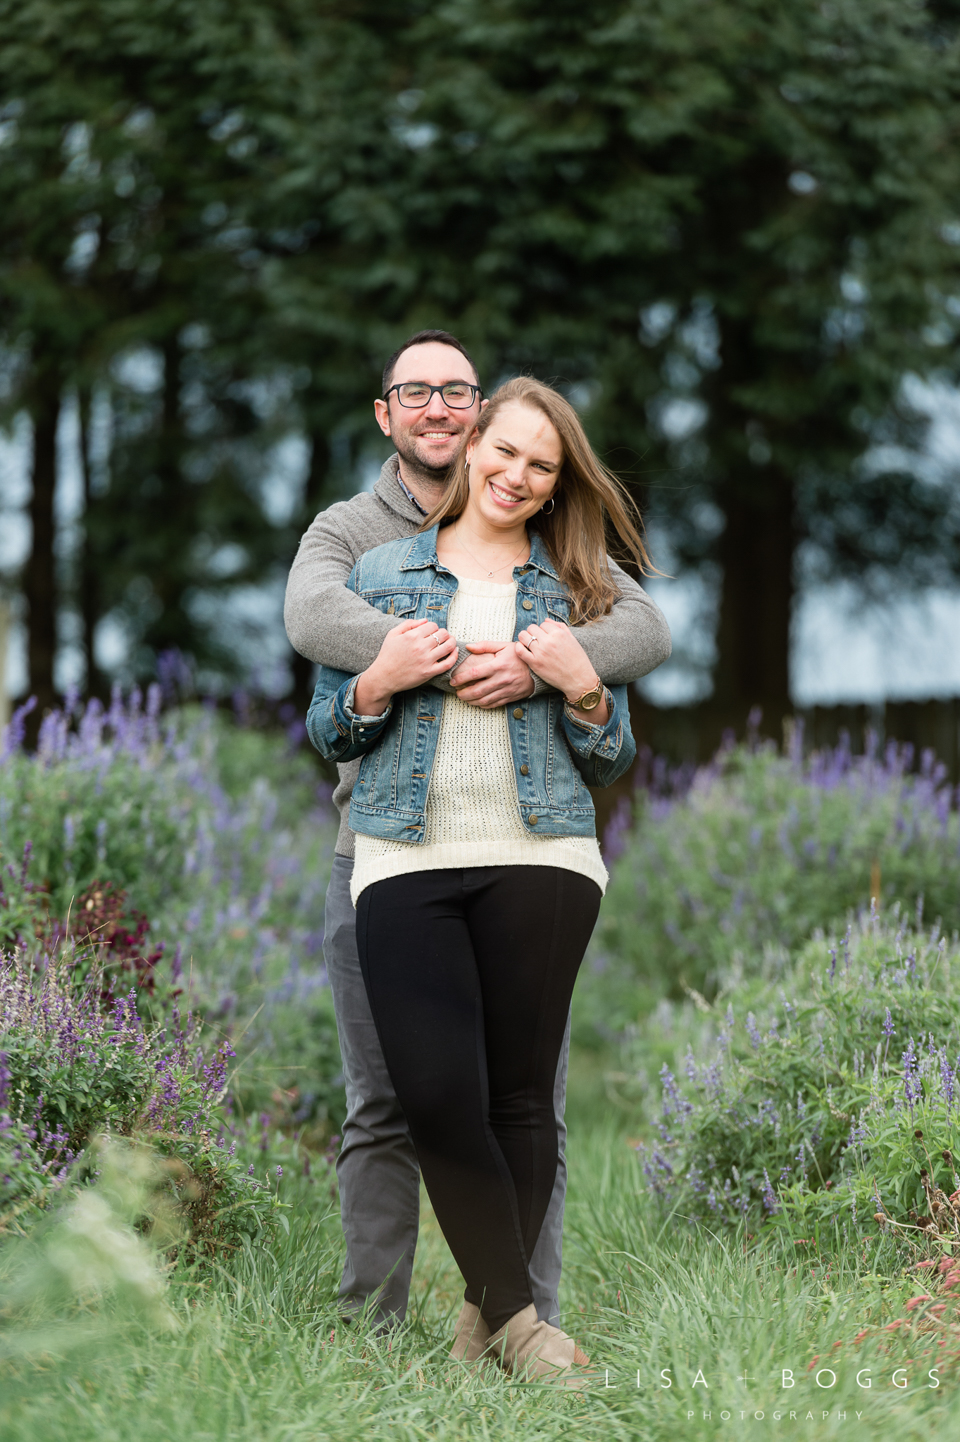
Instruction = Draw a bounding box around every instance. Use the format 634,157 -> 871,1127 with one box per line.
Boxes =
0,950 -> 282,1255
0,748 -> 191,934
0,699 -> 337,1020
0,0 -> 315,685
5,0 -> 960,701
0,1139 -> 180,1359
628,910 -> 960,1245
0,697 -> 341,1251
236,981 -> 345,1142
588,739 -> 960,1025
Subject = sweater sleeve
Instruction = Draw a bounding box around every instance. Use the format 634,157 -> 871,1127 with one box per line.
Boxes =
527,561 -> 671,698
284,505 -> 398,673
571,560 -> 671,685
284,505 -> 461,692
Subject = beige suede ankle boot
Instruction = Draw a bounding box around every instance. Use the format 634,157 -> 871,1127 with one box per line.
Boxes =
449,1301 -> 492,1363
483,1303 -> 588,1386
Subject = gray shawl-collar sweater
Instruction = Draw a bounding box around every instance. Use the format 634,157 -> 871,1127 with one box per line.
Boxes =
284,455 -> 671,857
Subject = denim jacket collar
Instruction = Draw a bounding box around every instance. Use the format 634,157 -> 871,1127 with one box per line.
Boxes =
398,524 -> 560,582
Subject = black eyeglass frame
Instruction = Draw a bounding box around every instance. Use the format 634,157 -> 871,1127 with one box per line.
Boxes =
383,381 -> 484,410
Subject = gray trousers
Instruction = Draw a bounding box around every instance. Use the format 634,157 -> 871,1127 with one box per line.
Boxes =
323,854 -> 570,1328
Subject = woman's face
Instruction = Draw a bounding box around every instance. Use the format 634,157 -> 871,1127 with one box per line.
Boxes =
464,401 -> 562,531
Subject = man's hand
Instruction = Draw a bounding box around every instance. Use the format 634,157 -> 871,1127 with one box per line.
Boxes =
353,619 -> 458,716
450,641 -> 536,709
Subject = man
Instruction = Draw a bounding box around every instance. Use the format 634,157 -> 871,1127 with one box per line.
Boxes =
284,329 -> 671,1330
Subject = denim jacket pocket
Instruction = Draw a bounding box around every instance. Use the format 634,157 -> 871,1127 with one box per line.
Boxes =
369,591 -> 418,618
544,593 -> 572,624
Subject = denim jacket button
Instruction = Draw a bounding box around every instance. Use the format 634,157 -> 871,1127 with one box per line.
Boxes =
527,814 -> 538,825
521,598 -> 534,611
519,764 -> 529,775
513,707 -> 524,719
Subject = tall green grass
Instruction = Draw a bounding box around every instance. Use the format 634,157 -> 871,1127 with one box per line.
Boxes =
1,1122 -> 957,1441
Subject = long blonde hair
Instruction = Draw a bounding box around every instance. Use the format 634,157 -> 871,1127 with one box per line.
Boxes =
421,376 -> 655,623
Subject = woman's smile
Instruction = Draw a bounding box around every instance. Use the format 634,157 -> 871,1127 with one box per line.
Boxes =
487,480 -> 526,507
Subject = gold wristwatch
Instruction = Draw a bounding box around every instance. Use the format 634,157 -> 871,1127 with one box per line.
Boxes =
568,678 -> 604,712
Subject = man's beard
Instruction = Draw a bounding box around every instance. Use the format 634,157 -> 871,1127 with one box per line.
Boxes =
394,427 -> 467,488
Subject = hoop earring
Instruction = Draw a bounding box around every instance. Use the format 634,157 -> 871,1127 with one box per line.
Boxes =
541,496 -> 555,515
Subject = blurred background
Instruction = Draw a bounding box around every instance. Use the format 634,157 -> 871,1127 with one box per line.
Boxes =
3,0 -> 960,770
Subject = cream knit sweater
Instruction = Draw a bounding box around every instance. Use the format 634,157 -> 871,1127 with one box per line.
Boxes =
350,576 -> 609,904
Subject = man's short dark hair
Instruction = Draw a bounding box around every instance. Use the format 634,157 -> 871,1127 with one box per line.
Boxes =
382,329 -> 480,396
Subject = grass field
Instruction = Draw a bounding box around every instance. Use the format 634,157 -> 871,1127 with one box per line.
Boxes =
2,1082 -> 957,1441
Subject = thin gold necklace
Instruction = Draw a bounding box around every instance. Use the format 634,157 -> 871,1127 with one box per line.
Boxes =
453,522 -> 529,578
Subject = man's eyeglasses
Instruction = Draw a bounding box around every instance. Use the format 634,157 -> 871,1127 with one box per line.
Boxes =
384,381 -> 483,410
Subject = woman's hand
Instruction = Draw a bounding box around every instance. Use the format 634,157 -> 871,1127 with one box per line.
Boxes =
515,619 -> 609,724
353,619 -> 458,716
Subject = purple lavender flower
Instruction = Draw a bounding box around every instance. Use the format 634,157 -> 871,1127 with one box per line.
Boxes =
746,1013 -> 762,1049
659,1065 -> 693,1118
702,1059 -> 723,1101
602,797 -> 633,864
0,696 -> 37,762
762,1169 -> 779,1214
941,1050 -> 956,1110
902,1038 -> 922,1108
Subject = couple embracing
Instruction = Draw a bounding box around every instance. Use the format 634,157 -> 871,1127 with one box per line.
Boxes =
285,330 -> 670,1383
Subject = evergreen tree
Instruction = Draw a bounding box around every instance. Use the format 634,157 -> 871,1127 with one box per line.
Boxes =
386,0 -> 960,721
0,0 -> 320,698
4,0 -> 960,719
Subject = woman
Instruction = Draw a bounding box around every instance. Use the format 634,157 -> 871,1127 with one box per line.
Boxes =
307,377 -> 653,1382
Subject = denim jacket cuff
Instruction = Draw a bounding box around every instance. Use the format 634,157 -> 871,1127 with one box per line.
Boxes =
343,678 -> 392,724
562,688 -> 622,755
331,677 -> 393,745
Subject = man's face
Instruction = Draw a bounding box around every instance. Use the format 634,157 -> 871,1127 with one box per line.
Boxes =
374,342 -> 482,475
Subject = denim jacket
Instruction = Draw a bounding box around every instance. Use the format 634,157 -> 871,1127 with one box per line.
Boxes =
306,527 -> 636,843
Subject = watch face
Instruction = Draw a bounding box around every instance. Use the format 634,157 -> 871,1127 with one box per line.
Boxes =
579,688 -> 603,711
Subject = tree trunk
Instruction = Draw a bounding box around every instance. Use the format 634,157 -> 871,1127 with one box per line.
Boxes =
289,430 -> 331,716
23,373 -> 61,716
712,466 -> 795,734
703,303 -> 797,740
139,335 -> 190,665
77,383 -> 103,697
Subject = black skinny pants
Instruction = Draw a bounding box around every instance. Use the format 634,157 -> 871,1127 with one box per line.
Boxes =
356,865 -> 601,1332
